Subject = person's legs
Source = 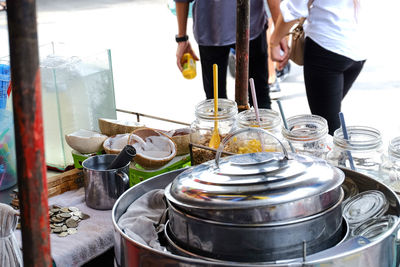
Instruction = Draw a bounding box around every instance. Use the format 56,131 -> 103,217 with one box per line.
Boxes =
304,37 -> 361,135
198,45 -> 231,99
249,27 -> 271,109
342,60 -> 365,98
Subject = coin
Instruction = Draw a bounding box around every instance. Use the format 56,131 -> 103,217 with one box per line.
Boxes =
80,213 -> 90,220
53,227 -> 63,233
51,217 -> 64,223
56,214 -> 66,220
50,208 -> 59,213
60,207 -> 70,213
60,212 -> 72,218
71,216 -> 80,221
73,211 -> 82,217
67,228 -> 77,235
58,232 -> 68,237
66,218 -> 78,228
69,207 -> 79,212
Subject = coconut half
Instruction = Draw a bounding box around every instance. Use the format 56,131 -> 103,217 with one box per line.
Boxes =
128,128 -> 177,169
65,129 -> 108,154
98,118 -> 145,136
165,128 -> 191,156
103,133 -> 130,154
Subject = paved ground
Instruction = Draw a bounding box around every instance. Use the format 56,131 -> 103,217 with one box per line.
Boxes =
1,0 -> 400,148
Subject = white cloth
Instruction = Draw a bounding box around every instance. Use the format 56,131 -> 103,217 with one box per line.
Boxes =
14,188 -> 114,267
0,203 -> 23,267
280,0 -> 369,61
117,189 -> 167,252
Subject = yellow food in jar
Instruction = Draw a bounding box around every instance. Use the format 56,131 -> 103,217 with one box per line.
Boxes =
237,139 -> 276,154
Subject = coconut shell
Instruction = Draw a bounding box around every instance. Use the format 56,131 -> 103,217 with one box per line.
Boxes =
169,128 -> 191,156
103,133 -> 130,154
98,118 -> 145,136
129,127 -> 177,170
65,129 -> 108,154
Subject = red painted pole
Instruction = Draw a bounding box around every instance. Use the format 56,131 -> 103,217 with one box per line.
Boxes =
6,0 -> 52,266
235,0 -> 250,112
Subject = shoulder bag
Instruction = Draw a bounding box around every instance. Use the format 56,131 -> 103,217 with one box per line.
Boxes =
288,0 -> 314,66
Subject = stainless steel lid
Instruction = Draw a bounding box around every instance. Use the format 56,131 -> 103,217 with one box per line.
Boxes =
165,150 -> 345,223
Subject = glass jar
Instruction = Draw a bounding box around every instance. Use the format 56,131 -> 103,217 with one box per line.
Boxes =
234,109 -> 283,153
190,99 -> 237,165
343,190 -> 388,228
351,215 -> 396,241
379,136 -> 400,193
326,126 -> 384,179
281,114 -> 332,159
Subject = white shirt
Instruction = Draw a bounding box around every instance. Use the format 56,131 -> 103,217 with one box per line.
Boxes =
280,0 -> 368,61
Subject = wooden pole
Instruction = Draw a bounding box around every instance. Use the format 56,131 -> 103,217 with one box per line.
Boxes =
235,0 -> 250,112
6,0 -> 52,266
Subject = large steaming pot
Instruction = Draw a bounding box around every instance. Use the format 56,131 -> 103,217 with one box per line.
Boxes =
165,150 -> 344,262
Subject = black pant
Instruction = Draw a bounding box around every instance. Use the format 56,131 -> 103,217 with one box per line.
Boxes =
198,28 -> 270,109
304,37 -> 365,135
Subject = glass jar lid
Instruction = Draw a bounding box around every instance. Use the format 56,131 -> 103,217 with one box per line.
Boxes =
343,190 -> 389,226
333,126 -> 382,151
282,114 -> 329,142
165,151 -> 344,223
194,99 -> 238,120
351,215 -> 397,241
236,109 -> 281,130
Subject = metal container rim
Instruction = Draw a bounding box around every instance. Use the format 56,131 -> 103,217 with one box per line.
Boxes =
167,189 -> 344,227
112,167 -> 400,266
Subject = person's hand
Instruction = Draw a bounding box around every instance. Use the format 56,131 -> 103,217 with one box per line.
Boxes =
176,41 -> 199,72
269,27 -> 291,66
277,37 -> 290,70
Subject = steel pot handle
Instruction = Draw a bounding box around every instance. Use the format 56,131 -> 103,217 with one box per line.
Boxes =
215,127 -> 289,168
114,171 -> 130,197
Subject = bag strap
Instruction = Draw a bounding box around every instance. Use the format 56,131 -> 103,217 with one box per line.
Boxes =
290,0 -> 314,30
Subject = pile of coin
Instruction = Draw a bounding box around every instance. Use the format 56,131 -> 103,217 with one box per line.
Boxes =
49,205 -> 90,237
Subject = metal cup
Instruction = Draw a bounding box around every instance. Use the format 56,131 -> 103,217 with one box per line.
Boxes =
82,154 -> 130,210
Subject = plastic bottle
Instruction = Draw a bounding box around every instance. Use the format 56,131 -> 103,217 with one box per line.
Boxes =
181,53 -> 196,79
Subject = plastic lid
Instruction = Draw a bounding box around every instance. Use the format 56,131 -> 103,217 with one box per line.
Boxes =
352,215 -> 397,241
343,190 -> 389,226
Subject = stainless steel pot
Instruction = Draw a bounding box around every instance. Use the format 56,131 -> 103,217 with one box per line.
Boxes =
113,167 -> 400,267
166,192 -> 344,262
164,218 -> 350,262
164,129 -> 345,261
